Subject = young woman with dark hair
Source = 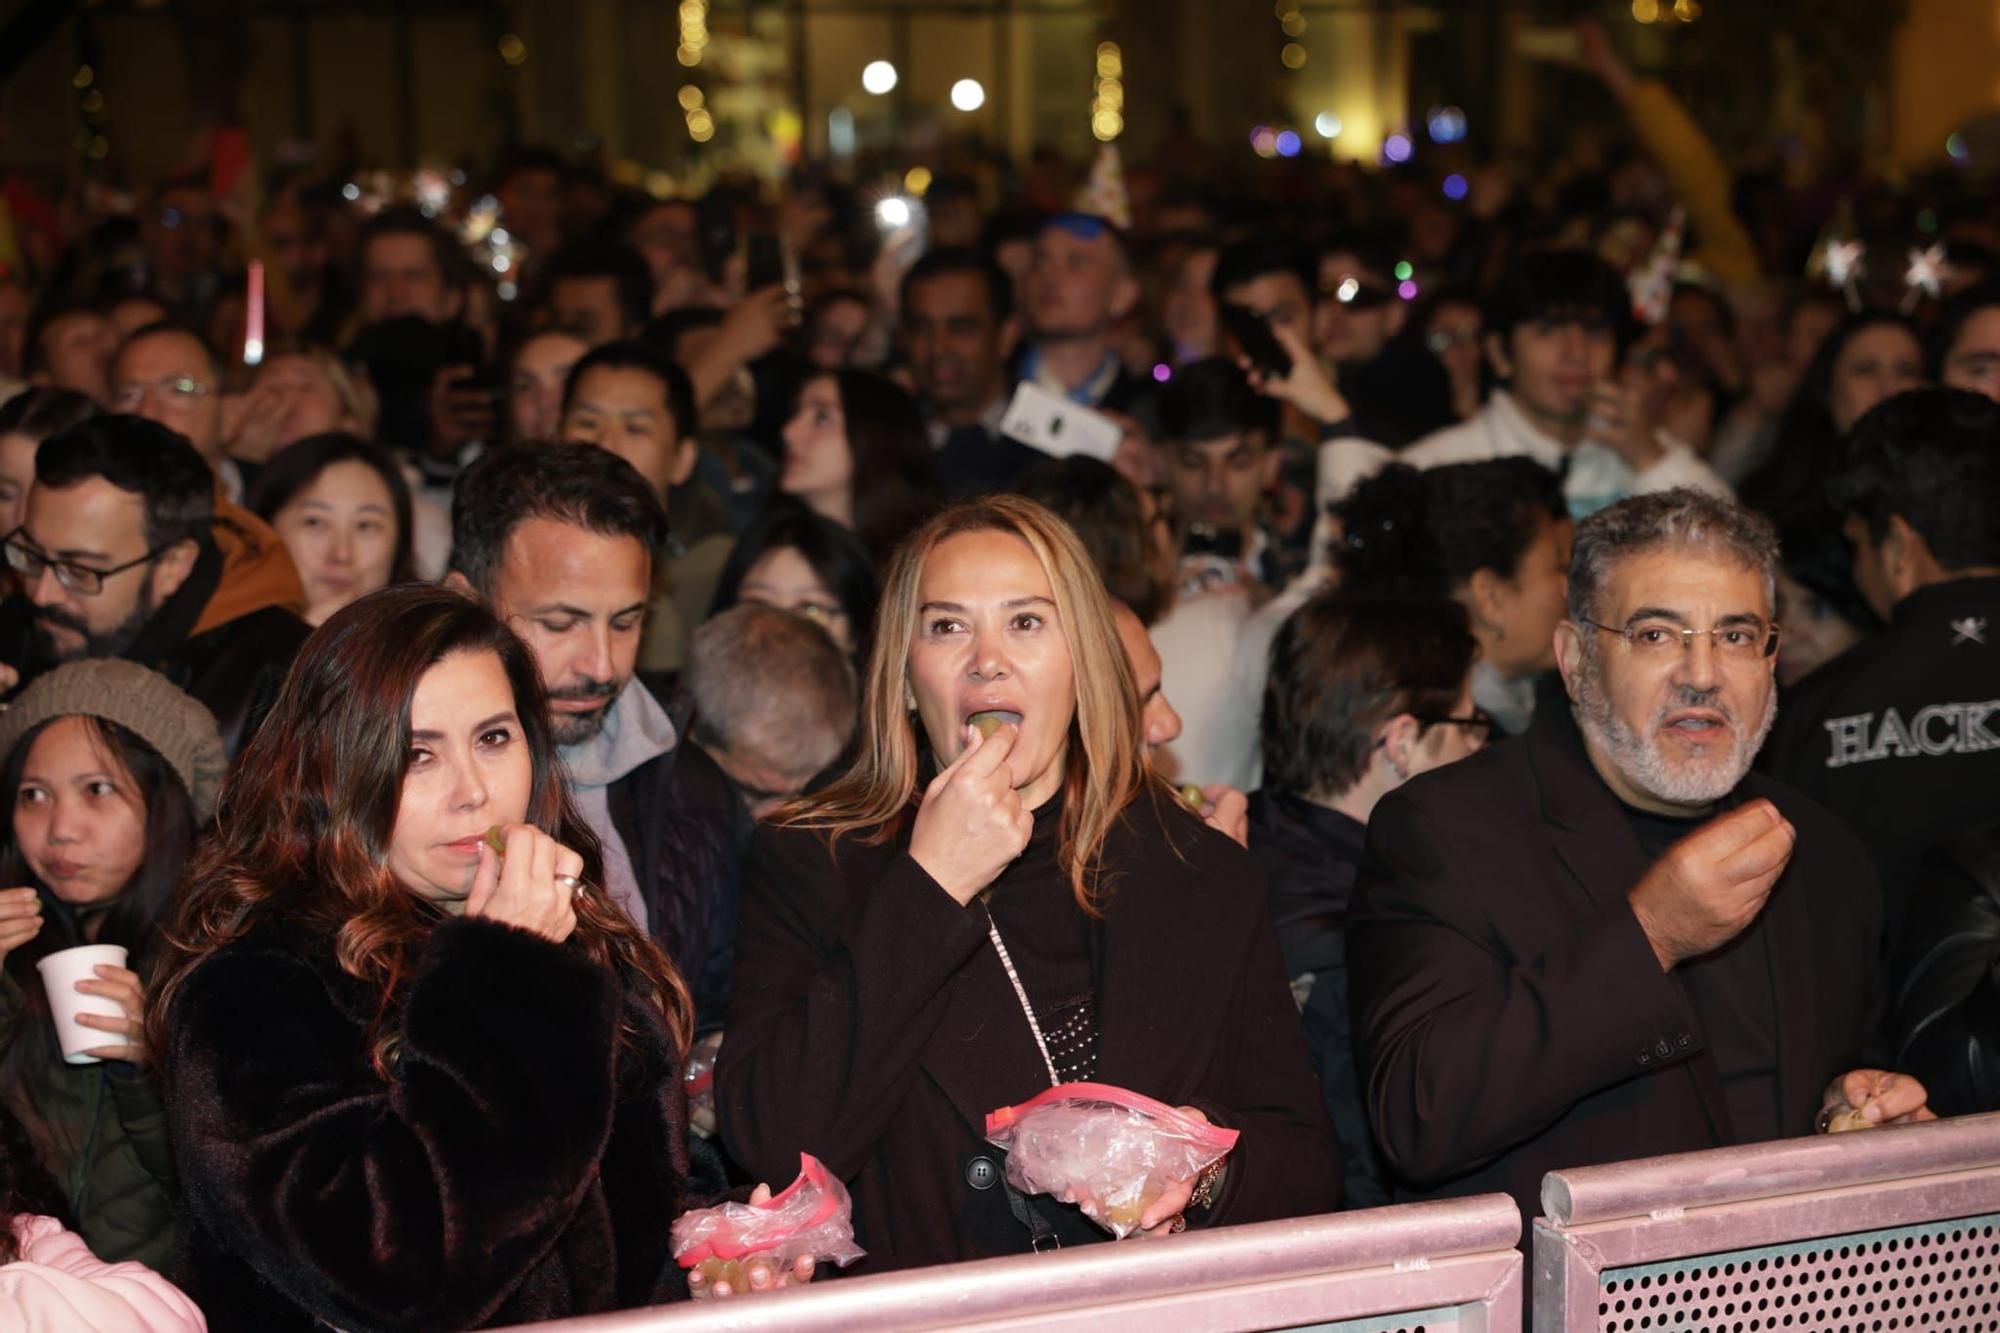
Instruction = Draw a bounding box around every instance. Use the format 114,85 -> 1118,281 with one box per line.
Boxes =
149,585 -> 793,1331
1740,311 -> 1923,526
248,431 -> 418,627
1337,457 -> 1571,734
778,369 -> 941,564
0,660 -> 222,1271
0,387 -> 98,538
708,498 -> 879,661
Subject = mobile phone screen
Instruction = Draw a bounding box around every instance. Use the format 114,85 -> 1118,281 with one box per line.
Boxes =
1221,303 -> 1293,379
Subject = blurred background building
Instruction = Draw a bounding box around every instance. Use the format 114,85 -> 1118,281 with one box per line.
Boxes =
1,0 -> 1996,193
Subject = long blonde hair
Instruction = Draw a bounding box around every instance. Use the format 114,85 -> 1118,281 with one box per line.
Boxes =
783,495 -> 1149,913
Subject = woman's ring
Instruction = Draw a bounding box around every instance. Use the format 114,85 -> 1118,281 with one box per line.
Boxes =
555,874 -> 581,896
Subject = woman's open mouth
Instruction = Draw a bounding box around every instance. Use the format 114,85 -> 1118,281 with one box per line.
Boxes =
967,709 -> 1024,738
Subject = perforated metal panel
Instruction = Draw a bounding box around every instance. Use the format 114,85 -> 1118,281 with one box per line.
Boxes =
1594,1211 -> 2000,1331
1287,1306 -> 1469,1333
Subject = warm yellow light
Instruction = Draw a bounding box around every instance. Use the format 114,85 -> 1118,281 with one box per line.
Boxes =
678,84 -> 705,109
1097,81 -> 1123,110
677,44 -> 702,66
1281,12 -> 1307,36
1092,111 -> 1123,141
1280,42 -> 1307,69
498,34 -> 527,66
689,123 -> 714,144
904,167 -> 933,195
687,109 -> 714,135
1632,0 -> 1660,21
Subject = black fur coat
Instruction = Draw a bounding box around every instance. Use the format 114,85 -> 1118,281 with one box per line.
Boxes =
160,911 -> 709,1331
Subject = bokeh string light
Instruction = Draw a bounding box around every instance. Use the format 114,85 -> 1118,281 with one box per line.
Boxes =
681,83 -> 713,143
678,0 -> 709,68
1274,0 -> 1307,71
1092,42 -> 1124,142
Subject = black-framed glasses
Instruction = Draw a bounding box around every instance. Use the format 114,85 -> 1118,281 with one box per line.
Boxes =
3,529 -> 171,596
1580,617 -> 1781,661
1414,709 -> 1496,747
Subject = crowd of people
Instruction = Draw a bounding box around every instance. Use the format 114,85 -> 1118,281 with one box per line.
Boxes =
0,26 -> 1998,1329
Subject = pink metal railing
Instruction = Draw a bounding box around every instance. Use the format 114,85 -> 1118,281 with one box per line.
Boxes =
516,1193 -> 1524,1331
1533,1110 -> 2000,1331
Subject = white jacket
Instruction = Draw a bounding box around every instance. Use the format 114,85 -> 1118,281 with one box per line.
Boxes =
1399,389 -> 1732,516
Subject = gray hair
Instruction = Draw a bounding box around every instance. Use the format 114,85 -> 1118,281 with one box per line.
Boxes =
686,604 -> 857,777
1567,488 -> 1778,626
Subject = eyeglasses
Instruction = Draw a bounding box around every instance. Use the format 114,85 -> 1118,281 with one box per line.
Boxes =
1414,709 -> 1495,748
110,375 -> 212,412
3,529 -> 173,596
1580,617 -> 1781,660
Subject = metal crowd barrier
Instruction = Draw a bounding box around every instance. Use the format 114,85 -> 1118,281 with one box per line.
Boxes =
521,1193 -> 1524,1332
1533,1110 -> 2000,1331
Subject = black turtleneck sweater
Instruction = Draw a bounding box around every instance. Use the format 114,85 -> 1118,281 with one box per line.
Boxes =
982,796 -> 1097,1086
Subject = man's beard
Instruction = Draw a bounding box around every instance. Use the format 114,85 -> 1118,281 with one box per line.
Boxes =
548,678 -> 620,746
1573,658 -> 1777,808
34,588 -> 157,665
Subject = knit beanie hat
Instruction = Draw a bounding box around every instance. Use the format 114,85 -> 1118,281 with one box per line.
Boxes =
0,661 -> 227,822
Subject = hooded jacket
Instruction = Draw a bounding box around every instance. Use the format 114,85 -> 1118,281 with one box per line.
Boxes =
0,511 -> 311,758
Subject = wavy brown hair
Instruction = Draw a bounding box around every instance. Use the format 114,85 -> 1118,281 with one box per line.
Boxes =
146,585 -> 693,1075
779,494 -> 1152,913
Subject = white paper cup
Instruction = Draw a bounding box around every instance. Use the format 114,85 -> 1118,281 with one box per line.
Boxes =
36,944 -> 129,1065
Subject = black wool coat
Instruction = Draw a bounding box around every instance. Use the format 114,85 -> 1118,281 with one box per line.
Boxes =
161,911 -> 706,1332
1348,699 -> 1884,1230
717,783 -> 1339,1274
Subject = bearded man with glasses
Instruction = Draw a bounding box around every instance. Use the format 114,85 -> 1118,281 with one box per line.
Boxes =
1348,487 -> 1930,1235
0,416 -> 309,755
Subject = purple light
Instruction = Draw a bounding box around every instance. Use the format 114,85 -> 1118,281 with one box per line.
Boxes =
1275,130 -> 1302,158
1151,362 -> 1172,383
1398,279 -> 1419,301
1383,133 -> 1412,164
1442,173 -> 1469,200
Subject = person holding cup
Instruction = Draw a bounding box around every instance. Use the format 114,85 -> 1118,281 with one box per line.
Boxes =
147,586 -> 804,1331
0,659 -> 225,1272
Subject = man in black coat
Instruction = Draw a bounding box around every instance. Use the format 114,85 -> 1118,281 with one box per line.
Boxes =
450,443 -> 750,1030
1350,488 -> 1933,1230
0,415 -> 308,755
1764,389 -> 2000,948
